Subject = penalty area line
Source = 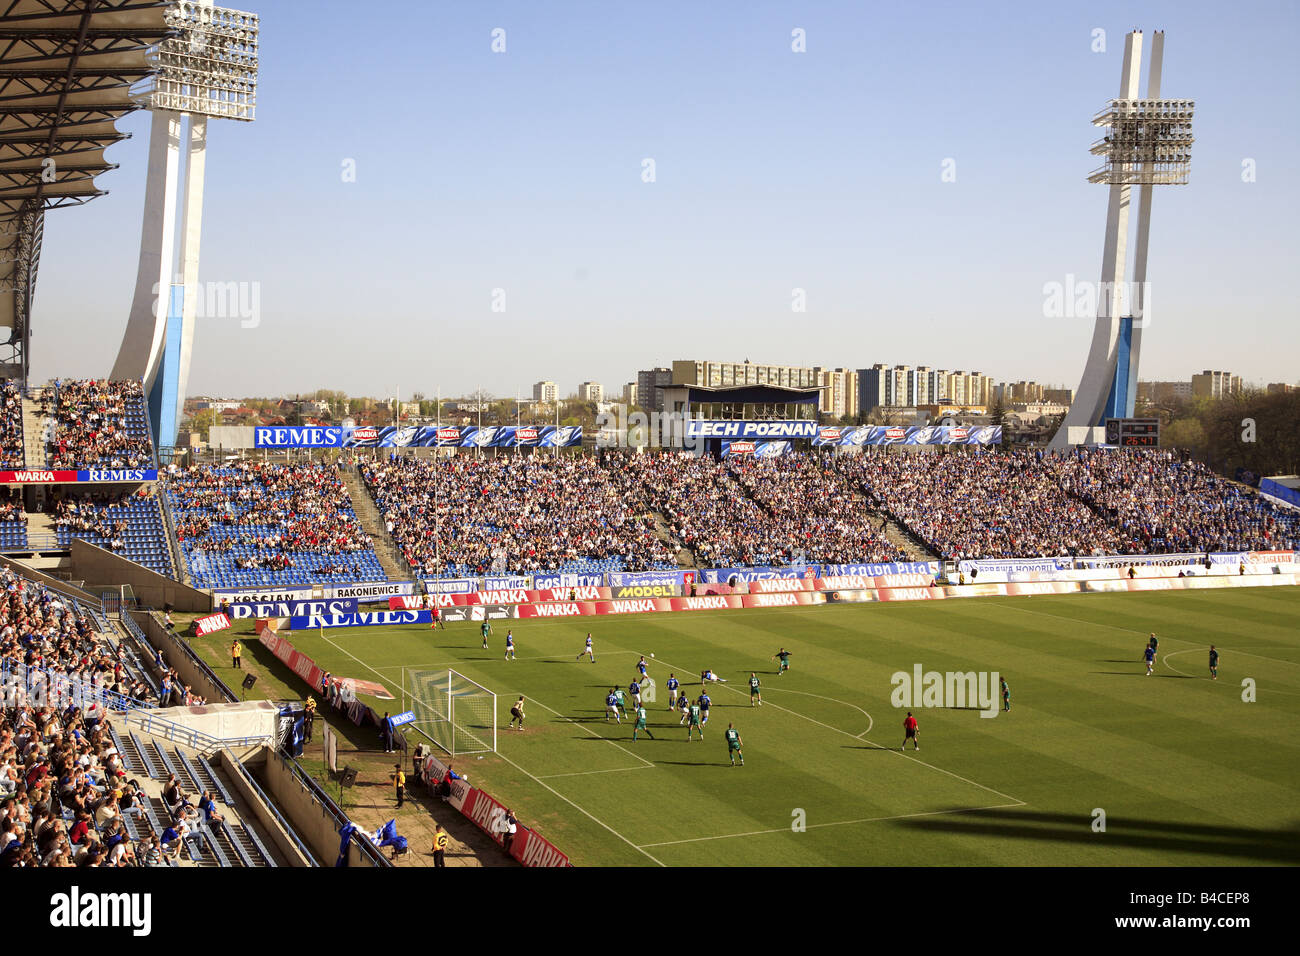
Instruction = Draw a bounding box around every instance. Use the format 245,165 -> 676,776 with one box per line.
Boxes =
317,632 -> 666,866
638,801 -> 1025,849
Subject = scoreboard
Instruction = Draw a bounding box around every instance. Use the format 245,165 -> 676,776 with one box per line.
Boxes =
1105,418 -> 1160,447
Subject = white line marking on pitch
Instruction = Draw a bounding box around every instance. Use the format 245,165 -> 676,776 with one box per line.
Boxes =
649,652 -> 1025,809
318,632 -> 665,866
1162,648 -> 1300,695
538,766 -> 654,779
320,632 -> 654,770
761,687 -> 874,737
989,599 -> 1300,667
638,801 -> 1023,849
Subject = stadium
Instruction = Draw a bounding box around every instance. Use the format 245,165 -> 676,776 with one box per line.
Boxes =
1,0 -> 1296,928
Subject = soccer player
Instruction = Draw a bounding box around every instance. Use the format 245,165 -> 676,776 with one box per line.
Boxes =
902,712 -> 919,751
1144,642 -> 1156,676
577,633 -> 595,663
1000,677 -> 1010,712
678,692 -> 691,724
748,672 -> 762,706
605,689 -> 622,723
666,673 -> 680,710
629,678 -> 642,710
1209,645 -> 1219,680
508,696 -> 525,731
614,685 -> 628,717
725,723 -> 744,766
772,648 -> 792,675
1148,633 -> 1159,662
687,699 -> 704,740
700,668 -> 727,683
632,703 -> 654,741
636,656 -> 649,680
428,603 -> 444,630
480,620 -> 491,650
504,630 -> 516,661
698,690 -> 711,726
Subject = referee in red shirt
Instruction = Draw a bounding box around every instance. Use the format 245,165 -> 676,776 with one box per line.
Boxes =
902,712 -> 919,751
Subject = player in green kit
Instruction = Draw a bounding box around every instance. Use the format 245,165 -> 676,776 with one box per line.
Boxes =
725,723 -> 744,766
772,648 -> 792,675
614,686 -> 627,716
686,700 -> 703,741
1209,645 -> 1219,680
480,621 -> 491,650
1000,677 -> 1010,712
632,704 -> 654,741
748,672 -> 762,706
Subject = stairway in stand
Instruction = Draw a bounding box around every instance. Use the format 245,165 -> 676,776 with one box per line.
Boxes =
340,464 -> 412,582
21,387 -> 50,468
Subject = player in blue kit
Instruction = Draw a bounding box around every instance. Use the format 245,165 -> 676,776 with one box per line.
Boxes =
576,633 -> 595,663
629,679 -> 642,710
666,673 -> 680,710
504,630 -> 516,660
1144,643 -> 1156,676
605,689 -> 622,722
698,690 -> 711,726
678,692 -> 690,725
636,656 -> 649,680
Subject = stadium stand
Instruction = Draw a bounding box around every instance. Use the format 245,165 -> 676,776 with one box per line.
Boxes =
0,490 -> 27,551
51,488 -> 175,578
0,380 -> 22,469
354,447 -> 1297,572
164,461 -> 385,589
359,455 -> 679,577
42,379 -> 155,470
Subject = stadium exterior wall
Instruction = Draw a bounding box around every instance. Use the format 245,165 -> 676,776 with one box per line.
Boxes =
71,539 -> 210,611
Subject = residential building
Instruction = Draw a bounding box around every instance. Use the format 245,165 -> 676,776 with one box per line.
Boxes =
532,381 -> 558,404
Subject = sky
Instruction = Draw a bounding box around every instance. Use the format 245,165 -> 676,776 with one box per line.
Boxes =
30,0 -> 1300,400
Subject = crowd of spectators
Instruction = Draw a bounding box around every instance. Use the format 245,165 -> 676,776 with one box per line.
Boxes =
51,490 -> 153,554
45,379 -> 153,470
0,380 -> 23,470
353,447 -> 1297,571
360,454 -> 677,576
0,566 -> 168,867
0,490 -> 25,526
167,461 -> 375,568
1048,448 -> 1299,555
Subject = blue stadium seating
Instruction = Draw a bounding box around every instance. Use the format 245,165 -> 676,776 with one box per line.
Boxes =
55,495 -> 175,578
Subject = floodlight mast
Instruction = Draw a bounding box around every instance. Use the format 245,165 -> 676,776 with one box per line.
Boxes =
111,1 -> 259,452
1049,30 -> 1194,449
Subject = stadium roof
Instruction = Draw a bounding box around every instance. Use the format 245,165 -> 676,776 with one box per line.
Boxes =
0,0 -> 171,383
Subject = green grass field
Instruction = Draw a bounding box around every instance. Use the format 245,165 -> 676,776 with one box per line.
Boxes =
235,587 -> 1300,866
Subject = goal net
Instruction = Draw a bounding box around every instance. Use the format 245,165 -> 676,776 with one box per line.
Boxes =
405,668 -> 497,756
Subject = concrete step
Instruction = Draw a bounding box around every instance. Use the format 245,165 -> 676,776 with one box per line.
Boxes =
339,465 -> 412,582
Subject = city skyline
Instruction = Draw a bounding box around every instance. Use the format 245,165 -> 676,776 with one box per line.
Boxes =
28,1 -> 1300,398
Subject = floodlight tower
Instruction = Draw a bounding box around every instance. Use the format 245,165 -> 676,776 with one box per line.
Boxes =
110,1 -> 258,450
1050,30 -> 1193,448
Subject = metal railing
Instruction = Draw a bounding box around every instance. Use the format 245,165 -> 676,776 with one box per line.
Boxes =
2,659 -> 155,711
130,609 -> 240,704
125,708 -> 271,754
271,748 -> 392,868
220,747 -> 319,866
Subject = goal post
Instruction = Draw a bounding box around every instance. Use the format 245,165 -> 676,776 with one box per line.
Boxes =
406,668 -> 496,757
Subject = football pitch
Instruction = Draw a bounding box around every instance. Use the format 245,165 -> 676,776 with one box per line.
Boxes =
270,587 -> 1300,866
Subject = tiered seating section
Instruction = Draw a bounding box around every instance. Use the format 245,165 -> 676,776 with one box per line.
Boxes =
52,489 -> 174,577
360,455 -> 679,577
355,448 -> 1298,573
0,379 -> 22,469
0,490 -> 27,551
45,378 -> 154,469
165,461 -> 384,589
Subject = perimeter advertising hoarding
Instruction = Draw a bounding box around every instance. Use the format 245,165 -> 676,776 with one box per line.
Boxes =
812,425 -> 1001,446
252,425 -> 581,448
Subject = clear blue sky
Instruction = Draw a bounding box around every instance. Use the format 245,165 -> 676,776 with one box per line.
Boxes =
33,0 -> 1300,399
